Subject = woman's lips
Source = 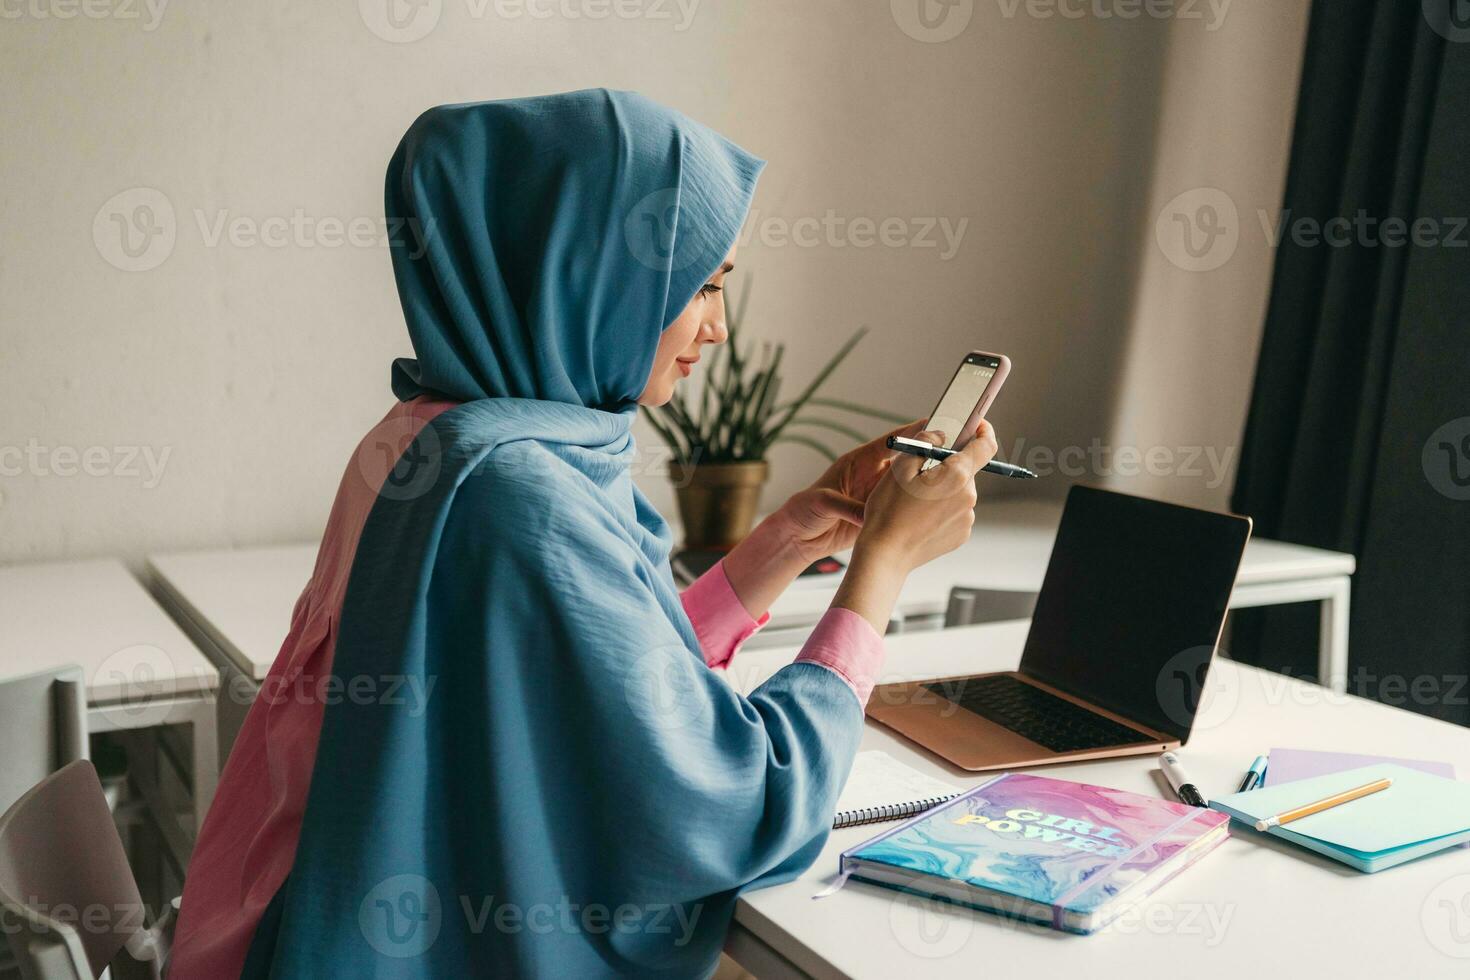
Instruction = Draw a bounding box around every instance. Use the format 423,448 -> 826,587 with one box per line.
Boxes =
677,357 -> 698,377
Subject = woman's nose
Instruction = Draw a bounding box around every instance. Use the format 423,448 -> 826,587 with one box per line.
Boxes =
706,318 -> 729,345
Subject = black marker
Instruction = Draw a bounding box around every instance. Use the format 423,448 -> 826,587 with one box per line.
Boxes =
1160,751 -> 1208,808
886,435 -> 1039,479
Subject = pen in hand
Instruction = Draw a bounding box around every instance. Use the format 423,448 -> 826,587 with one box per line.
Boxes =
886,435 -> 1038,479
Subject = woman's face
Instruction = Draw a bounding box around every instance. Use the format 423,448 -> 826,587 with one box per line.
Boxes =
638,245 -> 737,407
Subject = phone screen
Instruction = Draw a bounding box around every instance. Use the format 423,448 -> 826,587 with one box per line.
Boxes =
929,358 -> 999,449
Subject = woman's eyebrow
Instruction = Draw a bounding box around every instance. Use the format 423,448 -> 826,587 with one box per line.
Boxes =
717,262 -> 735,274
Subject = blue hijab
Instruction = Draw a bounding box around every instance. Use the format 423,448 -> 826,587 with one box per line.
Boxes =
244,90 -> 867,978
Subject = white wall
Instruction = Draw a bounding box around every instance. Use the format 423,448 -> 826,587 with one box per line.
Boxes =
0,0 -> 1308,565
1106,0 -> 1311,509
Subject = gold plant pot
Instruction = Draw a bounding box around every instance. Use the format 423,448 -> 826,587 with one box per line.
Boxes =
673,461 -> 770,551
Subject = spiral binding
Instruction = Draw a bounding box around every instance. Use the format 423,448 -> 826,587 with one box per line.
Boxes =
833,794 -> 957,830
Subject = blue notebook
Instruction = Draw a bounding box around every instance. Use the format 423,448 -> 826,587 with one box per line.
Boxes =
1210,763 -> 1470,873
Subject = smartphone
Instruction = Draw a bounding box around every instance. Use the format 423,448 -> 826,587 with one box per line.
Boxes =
924,350 -> 1010,454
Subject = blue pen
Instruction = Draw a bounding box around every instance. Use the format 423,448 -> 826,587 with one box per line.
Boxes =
1237,756 -> 1268,792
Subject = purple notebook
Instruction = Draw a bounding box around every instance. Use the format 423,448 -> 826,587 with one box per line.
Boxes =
839,773 -> 1229,934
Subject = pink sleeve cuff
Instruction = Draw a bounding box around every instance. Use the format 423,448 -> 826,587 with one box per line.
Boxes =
795,607 -> 887,704
680,559 -> 770,670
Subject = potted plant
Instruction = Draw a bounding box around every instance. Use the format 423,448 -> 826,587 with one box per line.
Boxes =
644,281 -> 905,550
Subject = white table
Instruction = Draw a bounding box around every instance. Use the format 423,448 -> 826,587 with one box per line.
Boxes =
720,622 -> 1470,979
148,500 -> 1356,699
0,559 -> 220,865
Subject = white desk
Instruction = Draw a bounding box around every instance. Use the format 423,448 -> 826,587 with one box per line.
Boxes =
148,500 -> 1356,698
721,622 -> 1470,979
761,500 -> 1356,686
0,559 -> 220,862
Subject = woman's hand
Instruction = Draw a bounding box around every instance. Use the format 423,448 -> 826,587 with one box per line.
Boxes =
771,419 -> 929,564
719,419 -> 927,619
832,421 -> 999,635
855,421 -> 998,573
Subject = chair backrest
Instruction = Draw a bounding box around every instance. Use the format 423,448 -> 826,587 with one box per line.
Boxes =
0,761 -> 144,979
0,667 -> 88,816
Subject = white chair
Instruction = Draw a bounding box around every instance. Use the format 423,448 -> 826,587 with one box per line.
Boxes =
0,761 -> 177,980
0,667 -> 88,816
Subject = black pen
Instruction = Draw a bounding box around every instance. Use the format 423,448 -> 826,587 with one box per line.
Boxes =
886,435 -> 1039,479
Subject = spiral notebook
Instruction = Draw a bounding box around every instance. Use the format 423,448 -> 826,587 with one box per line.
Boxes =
833,751 -> 960,829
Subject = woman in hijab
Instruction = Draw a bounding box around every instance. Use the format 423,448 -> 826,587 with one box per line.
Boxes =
170,89 -> 997,979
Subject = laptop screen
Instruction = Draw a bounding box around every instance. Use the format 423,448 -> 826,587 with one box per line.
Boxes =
1017,486 -> 1251,742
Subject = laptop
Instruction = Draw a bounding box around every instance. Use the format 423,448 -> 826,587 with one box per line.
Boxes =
866,486 -> 1252,771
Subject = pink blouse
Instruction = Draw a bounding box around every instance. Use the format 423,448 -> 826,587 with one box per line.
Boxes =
680,558 -> 887,703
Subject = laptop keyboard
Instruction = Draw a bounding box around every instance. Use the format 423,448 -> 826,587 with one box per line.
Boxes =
923,674 -> 1155,753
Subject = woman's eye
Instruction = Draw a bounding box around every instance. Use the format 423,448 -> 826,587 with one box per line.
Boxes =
700,282 -> 723,296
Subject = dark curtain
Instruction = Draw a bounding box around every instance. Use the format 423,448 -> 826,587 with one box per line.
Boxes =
1231,0 -> 1470,726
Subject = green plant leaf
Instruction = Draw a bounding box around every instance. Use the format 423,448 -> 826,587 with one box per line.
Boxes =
763,325 -> 870,444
